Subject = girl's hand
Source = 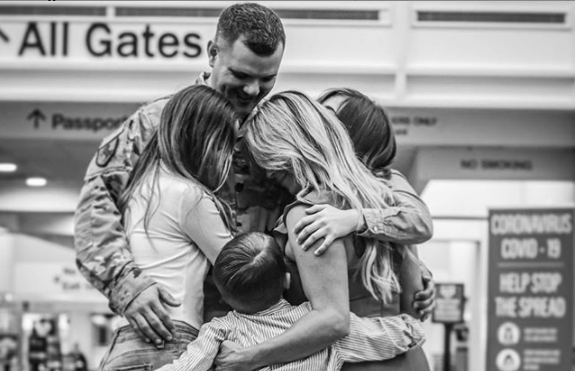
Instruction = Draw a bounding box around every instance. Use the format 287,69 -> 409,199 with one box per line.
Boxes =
294,205 -> 364,256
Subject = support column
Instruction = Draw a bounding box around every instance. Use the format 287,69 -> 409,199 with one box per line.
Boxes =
0,214 -> 19,293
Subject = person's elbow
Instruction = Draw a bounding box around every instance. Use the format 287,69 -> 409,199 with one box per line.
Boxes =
418,215 -> 434,242
409,210 -> 433,244
323,308 -> 350,340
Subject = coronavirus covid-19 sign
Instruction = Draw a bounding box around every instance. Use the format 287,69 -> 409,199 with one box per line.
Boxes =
486,208 -> 574,371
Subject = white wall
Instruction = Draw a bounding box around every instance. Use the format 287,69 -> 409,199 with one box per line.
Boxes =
0,229 -> 16,293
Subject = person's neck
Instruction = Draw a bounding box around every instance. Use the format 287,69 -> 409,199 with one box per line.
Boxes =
233,298 -> 283,315
204,72 -> 215,89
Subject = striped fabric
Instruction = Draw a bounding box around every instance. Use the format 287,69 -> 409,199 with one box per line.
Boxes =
156,299 -> 424,371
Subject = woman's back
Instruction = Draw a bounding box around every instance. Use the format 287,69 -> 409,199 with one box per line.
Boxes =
347,255 -> 401,318
279,191 -> 399,314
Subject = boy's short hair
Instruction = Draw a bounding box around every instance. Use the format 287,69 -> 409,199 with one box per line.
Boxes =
216,2 -> 285,56
213,232 -> 287,313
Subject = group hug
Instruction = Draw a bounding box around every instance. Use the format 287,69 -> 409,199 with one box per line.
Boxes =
74,3 -> 435,371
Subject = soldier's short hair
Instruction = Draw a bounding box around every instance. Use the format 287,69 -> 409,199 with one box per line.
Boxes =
216,3 -> 285,56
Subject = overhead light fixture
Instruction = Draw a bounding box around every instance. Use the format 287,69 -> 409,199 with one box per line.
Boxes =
0,163 -> 17,172
26,177 -> 47,187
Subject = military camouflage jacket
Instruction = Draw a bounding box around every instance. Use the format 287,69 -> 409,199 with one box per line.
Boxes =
74,73 -> 432,315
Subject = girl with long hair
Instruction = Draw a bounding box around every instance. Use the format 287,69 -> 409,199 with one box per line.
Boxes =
217,91 -> 430,371
294,88 -> 433,259
318,88 -> 397,178
98,85 -> 237,371
311,87 -> 435,257
319,88 -> 434,370
246,91 -> 401,303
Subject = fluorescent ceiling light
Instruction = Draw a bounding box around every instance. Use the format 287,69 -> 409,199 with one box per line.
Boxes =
0,163 -> 17,172
26,177 -> 47,187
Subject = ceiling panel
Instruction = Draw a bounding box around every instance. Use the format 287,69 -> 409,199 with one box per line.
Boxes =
0,139 -> 98,184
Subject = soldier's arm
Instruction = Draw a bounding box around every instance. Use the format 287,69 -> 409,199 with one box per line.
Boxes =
294,169 -> 433,254
74,104 -> 179,341
74,170 -> 156,313
359,169 -> 432,248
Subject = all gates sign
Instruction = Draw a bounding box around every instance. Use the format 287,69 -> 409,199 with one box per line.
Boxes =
0,19 -> 211,61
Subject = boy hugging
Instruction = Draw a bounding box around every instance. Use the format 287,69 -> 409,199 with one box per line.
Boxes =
156,232 -> 424,371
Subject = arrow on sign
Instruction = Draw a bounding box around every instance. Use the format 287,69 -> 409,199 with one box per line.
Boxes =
0,28 -> 8,43
27,109 -> 47,129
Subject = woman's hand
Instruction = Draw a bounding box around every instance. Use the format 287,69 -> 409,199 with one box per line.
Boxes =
294,205 -> 364,256
413,272 -> 436,321
214,341 -> 255,371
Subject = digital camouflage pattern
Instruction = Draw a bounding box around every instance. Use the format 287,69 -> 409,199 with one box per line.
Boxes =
75,94 -> 168,314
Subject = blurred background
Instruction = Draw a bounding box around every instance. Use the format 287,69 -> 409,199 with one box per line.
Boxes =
0,1 -> 573,370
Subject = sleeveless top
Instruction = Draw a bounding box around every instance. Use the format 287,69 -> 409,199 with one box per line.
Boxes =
273,190 -> 430,371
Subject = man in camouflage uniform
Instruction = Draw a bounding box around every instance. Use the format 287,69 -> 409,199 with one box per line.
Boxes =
75,2 -> 435,349
75,3 -> 287,345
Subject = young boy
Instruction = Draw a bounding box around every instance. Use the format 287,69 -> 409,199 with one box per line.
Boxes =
156,232 -> 425,371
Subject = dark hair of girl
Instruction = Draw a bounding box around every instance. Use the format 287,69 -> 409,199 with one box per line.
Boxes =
119,85 -> 237,232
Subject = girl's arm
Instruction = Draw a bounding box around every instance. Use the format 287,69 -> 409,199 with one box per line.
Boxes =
294,170 -> 432,255
213,205 -> 350,371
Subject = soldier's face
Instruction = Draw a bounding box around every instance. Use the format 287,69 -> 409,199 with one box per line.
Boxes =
208,36 -> 284,119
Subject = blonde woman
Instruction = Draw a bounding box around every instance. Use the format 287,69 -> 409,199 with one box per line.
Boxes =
215,91 -> 430,371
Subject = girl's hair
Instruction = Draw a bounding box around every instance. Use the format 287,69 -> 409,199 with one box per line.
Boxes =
119,85 -> 237,232
244,91 -> 399,303
317,88 -> 396,178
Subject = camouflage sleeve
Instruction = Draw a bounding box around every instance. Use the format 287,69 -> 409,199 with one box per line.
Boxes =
74,174 -> 156,315
359,170 -> 433,246
74,103 -> 163,315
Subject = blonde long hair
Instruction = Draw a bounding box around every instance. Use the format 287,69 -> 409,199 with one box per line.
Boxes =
244,91 -> 399,303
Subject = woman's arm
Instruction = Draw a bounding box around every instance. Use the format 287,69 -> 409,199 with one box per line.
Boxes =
294,170 -> 432,255
214,205 -> 350,371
